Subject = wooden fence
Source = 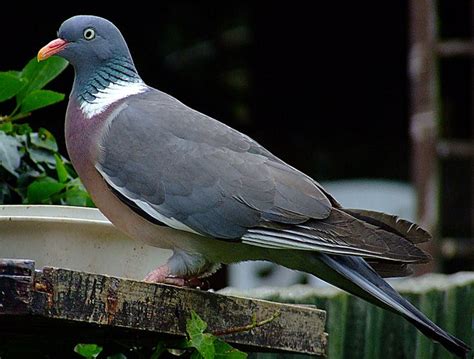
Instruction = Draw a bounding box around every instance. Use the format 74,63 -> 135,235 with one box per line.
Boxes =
222,272 -> 474,358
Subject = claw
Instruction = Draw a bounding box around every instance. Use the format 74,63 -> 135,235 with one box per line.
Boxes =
143,265 -> 205,288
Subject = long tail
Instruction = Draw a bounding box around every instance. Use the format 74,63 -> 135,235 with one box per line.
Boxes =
314,253 -> 471,358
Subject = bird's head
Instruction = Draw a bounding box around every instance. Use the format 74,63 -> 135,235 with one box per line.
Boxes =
38,15 -> 143,106
38,15 -> 132,68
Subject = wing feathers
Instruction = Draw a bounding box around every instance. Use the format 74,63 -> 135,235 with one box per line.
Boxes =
96,89 -> 332,239
96,89 -> 432,269
344,209 -> 431,243
242,208 -> 431,264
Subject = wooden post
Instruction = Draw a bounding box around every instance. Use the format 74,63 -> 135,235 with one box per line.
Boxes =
408,0 -> 439,273
0,259 -> 327,356
0,259 -> 35,314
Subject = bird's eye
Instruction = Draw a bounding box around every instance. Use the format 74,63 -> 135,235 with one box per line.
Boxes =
83,28 -> 96,40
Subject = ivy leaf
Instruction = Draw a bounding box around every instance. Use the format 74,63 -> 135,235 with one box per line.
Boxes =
26,176 -> 65,204
16,164 -> 42,197
54,154 -> 68,183
214,339 -> 247,358
187,311 -> 216,359
6,71 -> 22,77
193,334 -> 215,359
64,187 -> 92,207
64,178 -> 94,207
191,351 -> 204,359
0,132 -> 22,177
187,311 -> 208,335
27,147 -> 56,169
20,89 -> 65,113
0,121 -> 14,134
12,123 -> 32,136
74,344 -> 103,359
0,72 -> 27,102
17,56 -> 68,103
30,128 -> 58,151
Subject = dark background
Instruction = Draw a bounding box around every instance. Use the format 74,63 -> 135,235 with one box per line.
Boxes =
2,2 -> 411,183
2,2 -> 472,280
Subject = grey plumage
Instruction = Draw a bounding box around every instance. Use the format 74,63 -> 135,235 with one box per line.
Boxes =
37,15 -> 471,358
96,89 -> 431,265
97,89 -> 331,239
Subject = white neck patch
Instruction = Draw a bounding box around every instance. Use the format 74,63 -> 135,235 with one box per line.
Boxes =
80,81 -> 148,119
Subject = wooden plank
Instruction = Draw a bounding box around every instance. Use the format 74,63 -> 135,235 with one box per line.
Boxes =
437,140 -> 474,159
28,266 -> 327,356
408,0 -> 439,274
436,40 -> 474,57
0,259 -> 34,314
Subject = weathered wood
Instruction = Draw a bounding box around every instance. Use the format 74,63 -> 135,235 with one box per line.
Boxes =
0,260 -> 327,356
437,140 -> 474,159
436,40 -> 474,57
0,259 -> 35,314
408,0 -> 439,274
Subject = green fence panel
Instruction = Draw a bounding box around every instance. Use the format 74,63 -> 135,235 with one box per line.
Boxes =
222,272 -> 474,359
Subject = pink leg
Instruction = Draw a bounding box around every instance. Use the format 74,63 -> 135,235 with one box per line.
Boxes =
143,264 -> 186,286
143,264 -> 205,288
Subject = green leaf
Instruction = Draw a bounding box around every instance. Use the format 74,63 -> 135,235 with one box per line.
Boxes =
17,56 -> 68,102
0,72 -> 27,102
191,351 -> 205,359
0,132 -> 22,177
0,121 -> 14,134
27,147 -> 56,168
65,162 -> 79,177
5,71 -> 22,78
17,165 -> 41,185
197,333 -> 216,358
187,311 -> 216,359
74,344 -> 103,359
214,339 -> 247,358
0,123 -> 32,136
30,128 -> 58,151
15,165 -> 41,201
64,187 -> 91,207
12,123 -> 33,136
26,176 -> 65,204
20,89 -> 64,113
188,311 -> 208,335
64,177 -> 94,207
54,154 -> 68,183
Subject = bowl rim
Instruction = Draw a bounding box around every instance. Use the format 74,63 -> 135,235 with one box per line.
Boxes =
0,205 -> 112,226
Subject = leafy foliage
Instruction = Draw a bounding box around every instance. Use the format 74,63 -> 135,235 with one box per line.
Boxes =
184,311 -> 246,358
74,344 -> 103,358
0,56 -> 93,206
186,311 -> 217,358
73,311 -> 247,359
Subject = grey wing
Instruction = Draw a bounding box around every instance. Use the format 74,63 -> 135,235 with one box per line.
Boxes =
96,89 -> 430,264
96,89 -> 332,240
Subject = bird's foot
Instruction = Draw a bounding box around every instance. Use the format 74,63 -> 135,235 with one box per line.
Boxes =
143,265 -> 184,285
143,265 -> 204,288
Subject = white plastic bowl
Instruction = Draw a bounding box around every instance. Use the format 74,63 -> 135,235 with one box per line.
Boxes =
0,205 -> 171,280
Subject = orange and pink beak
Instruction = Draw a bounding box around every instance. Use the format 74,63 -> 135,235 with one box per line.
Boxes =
37,38 -> 68,61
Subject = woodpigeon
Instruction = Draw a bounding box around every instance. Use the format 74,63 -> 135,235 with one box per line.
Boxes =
38,15 -> 470,357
